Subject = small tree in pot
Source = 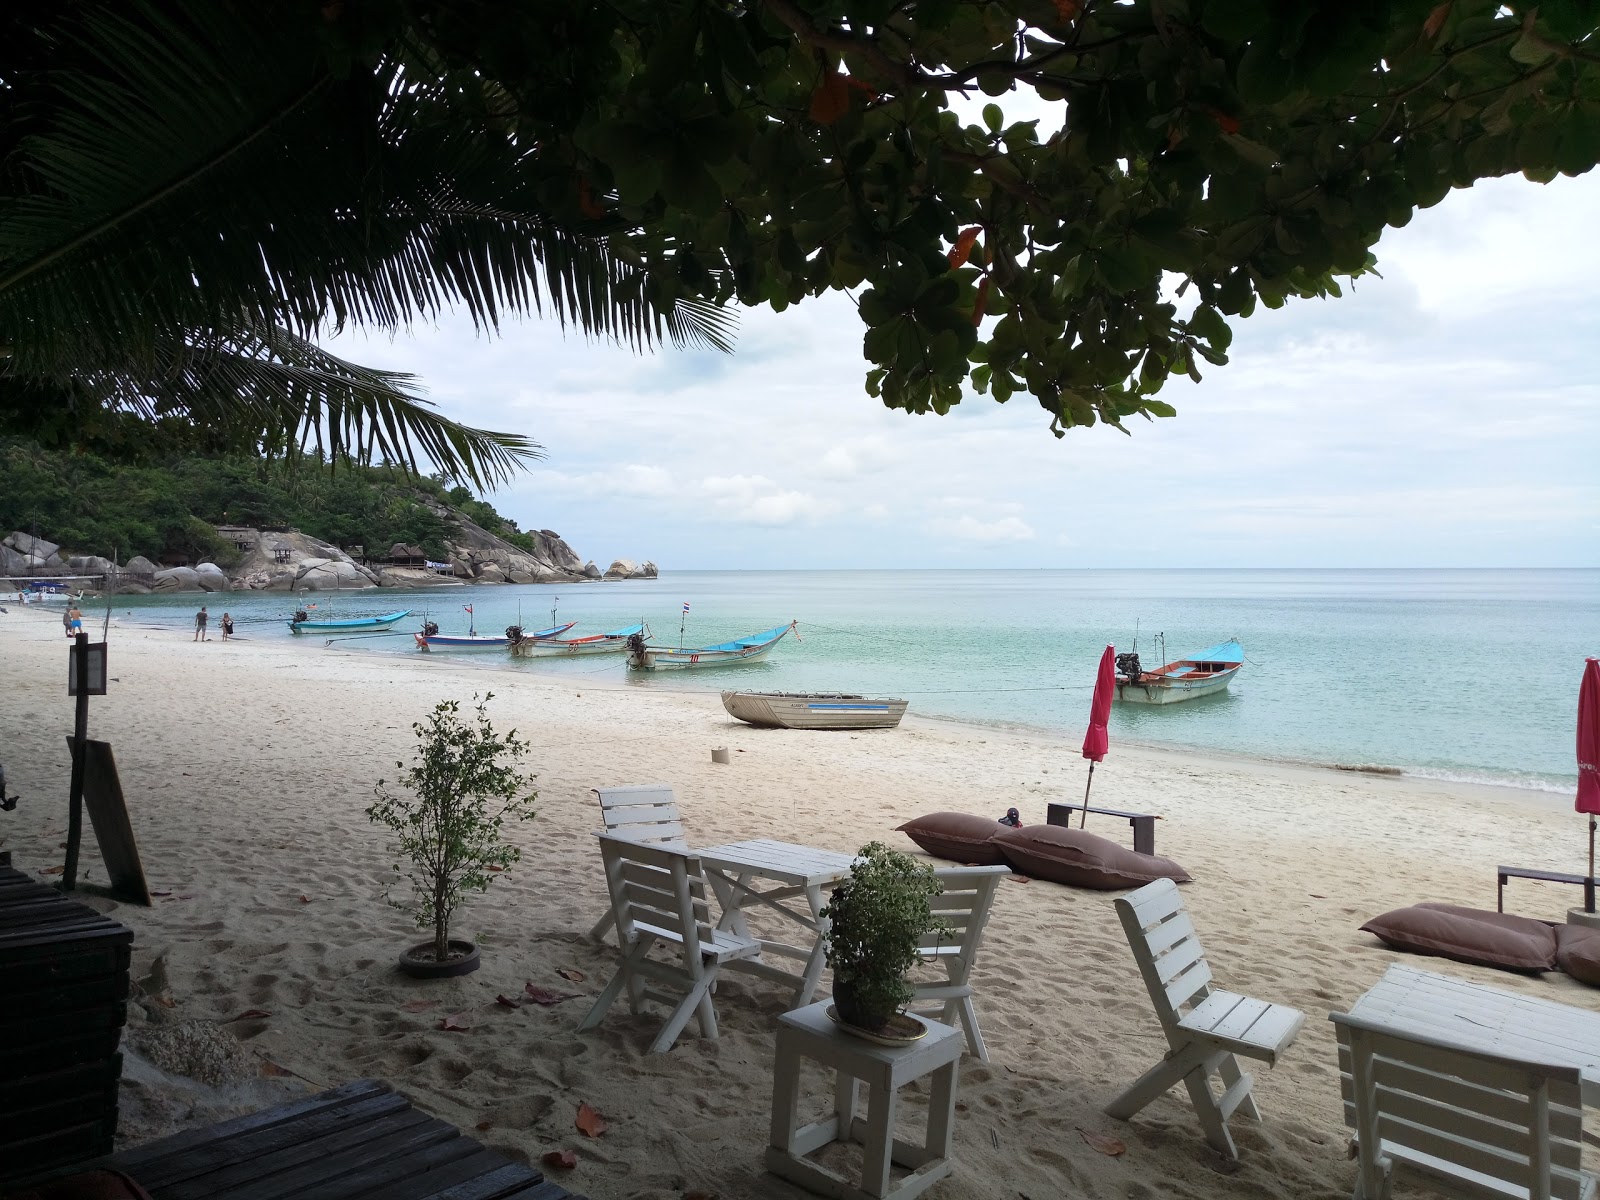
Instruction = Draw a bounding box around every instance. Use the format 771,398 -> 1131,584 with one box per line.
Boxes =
367,693 -> 536,978
821,842 -> 949,1036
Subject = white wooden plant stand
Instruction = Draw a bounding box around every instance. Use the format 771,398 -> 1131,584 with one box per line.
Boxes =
767,1002 -> 963,1200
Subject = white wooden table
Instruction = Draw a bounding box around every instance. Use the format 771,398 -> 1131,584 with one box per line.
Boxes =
696,838 -> 857,1007
1348,963 -> 1600,1106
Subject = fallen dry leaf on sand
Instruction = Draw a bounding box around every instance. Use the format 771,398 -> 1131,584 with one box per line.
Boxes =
438,1012 -> 470,1032
1002,874 -> 1030,884
1077,1127 -> 1126,1157
524,984 -> 580,1006
542,1150 -> 578,1170
224,1009 -> 271,1023
575,1102 -> 608,1138
475,1120 -> 493,1132
259,1060 -> 294,1078
39,865 -> 64,875
153,994 -> 176,1009
495,993 -> 524,1009
298,895 -> 312,903
401,999 -> 438,1013
556,968 -> 586,983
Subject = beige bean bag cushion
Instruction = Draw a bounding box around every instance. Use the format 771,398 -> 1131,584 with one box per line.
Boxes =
895,812 -> 1008,865
1556,923 -> 1600,986
1361,902 -> 1557,972
991,824 -> 1191,890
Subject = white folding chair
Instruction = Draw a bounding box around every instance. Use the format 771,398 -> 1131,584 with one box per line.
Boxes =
905,865 -> 1009,1062
1106,878 -> 1304,1158
587,784 -> 686,941
577,834 -> 759,1053
1332,1011 -> 1593,1200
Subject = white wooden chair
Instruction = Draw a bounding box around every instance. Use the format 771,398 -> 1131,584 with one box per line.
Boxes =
905,865 -> 1009,1062
1331,1011 -> 1594,1200
1106,878 -> 1305,1157
586,784 -> 686,941
577,834 -> 760,1053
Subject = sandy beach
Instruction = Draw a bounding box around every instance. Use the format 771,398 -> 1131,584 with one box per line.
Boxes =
2,605 -> 1595,1199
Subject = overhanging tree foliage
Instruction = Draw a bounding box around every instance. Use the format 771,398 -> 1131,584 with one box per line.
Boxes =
3,1 -> 1596,470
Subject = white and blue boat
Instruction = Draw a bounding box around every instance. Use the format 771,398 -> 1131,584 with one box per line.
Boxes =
627,621 -> 796,671
721,691 -> 907,730
415,620 -> 575,651
509,623 -> 646,658
1114,639 -> 1243,704
288,608 -> 411,634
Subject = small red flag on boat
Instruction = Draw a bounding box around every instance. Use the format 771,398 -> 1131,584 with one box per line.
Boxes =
463,605 -> 473,614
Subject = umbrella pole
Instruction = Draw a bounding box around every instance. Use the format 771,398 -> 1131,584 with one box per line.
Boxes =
1080,761 -> 1096,828
1588,817 -> 1596,914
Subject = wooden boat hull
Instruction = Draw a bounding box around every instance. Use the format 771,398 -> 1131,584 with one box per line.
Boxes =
629,622 -> 795,671
418,620 -> 573,651
1114,667 -> 1239,704
288,609 -> 411,634
722,692 -> 908,730
510,624 -> 644,658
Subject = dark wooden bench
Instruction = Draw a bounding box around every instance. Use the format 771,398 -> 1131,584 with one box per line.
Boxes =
1498,865 -> 1600,913
93,1078 -> 584,1200
1046,801 -> 1158,856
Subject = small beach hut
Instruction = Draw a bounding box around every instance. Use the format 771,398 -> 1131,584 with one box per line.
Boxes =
388,543 -> 427,568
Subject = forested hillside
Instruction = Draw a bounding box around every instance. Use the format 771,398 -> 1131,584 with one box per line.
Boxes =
0,439 -> 535,565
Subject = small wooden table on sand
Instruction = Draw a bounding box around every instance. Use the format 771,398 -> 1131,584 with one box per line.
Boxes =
1349,963 -> 1600,1106
696,838 -> 856,1007
768,1002 -> 963,1200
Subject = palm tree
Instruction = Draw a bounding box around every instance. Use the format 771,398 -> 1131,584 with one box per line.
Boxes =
0,2 -> 732,487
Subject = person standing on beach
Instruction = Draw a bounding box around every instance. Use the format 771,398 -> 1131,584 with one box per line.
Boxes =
67,604 -> 83,637
221,612 -> 234,642
194,605 -> 208,641
62,607 -> 72,636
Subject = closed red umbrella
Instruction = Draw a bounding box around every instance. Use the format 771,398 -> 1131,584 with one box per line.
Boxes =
1578,658 -> 1600,911
1079,645 -> 1116,827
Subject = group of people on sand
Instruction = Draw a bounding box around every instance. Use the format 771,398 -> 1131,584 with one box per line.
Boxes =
61,604 -> 83,637
193,605 -> 234,642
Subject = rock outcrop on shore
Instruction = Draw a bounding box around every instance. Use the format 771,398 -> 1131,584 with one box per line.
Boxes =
3,516 -> 660,594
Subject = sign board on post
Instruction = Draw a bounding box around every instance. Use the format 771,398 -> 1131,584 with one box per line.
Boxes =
64,737 -> 151,906
67,642 -> 107,696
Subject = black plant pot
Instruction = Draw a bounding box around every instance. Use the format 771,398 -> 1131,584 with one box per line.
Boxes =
398,938 -> 480,979
832,982 -> 890,1034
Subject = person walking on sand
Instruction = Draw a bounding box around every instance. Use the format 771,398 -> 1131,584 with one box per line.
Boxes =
62,607 -> 72,636
221,612 -> 234,642
67,604 -> 83,638
194,605 -> 208,642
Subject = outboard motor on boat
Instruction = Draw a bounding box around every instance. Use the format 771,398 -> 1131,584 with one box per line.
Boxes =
292,609 -> 309,624
505,625 -> 524,645
0,762 -> 17,812
1115,651 -> 1143,682
625,631 -> 649,668
421,620 -> 439,637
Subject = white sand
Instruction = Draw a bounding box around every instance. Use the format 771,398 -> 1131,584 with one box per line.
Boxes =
2,607 -> 1594,1199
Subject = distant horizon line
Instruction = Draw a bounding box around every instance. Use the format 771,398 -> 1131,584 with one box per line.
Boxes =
635,565 -> 1598,573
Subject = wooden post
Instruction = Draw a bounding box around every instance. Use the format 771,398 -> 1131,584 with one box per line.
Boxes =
1587,817 -> 1596,915
1079,760 -> 1097,828
63,632 -> 89,890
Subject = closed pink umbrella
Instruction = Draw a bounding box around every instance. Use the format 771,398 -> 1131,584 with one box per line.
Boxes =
1578,658 -> 1600,912
1079,645 -> 1116,827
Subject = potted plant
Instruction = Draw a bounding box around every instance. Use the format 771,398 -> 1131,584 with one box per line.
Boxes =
820,842 -> 949,1040
367,693 -> 536,978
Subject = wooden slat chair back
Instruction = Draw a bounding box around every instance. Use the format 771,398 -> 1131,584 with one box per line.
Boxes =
1106,877 -> 1306,1158
578,834 -> 760,1053
906,865 -> 1009,1062
587,784 -> 686,940
1331,1011 -> 1594,1200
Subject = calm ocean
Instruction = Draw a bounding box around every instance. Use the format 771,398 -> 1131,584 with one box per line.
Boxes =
97,569 -> 1596,793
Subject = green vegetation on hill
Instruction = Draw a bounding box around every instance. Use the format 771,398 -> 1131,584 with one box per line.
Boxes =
0,439 -> 534,565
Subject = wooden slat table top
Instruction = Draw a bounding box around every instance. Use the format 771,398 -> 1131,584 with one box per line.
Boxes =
696,838 -> 856,885
107,1079 -> 586,1200
0,863 -> 133,951
1349,963 -> 1600,1105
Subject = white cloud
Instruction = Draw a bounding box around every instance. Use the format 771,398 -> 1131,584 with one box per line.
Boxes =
700,474 -> 833,526
933,515 -> 1037,543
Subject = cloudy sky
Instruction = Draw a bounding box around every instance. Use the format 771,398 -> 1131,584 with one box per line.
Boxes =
337,169 -> 1599,571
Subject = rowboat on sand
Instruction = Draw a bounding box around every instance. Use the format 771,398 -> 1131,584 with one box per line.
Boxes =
415,620 -> 574,650
288,608 -> 412,634
626,621 -> 797,671
509,623 -> 646,658
1114,639 -> 1243,704
722,691 -> 908,730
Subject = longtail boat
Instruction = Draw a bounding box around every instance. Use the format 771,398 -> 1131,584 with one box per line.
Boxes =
627,621 -> 796,671
1114,639 -> 1243,704
288,608 -> 411,634
509,623 -> 646,658
721,691 -> 907,730
414,620 -> 574,650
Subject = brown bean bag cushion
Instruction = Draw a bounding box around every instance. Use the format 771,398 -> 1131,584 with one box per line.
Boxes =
1360,902 -> 1557,972
895,812 -> 1007,865
5,1170 -> 154,1200
990,824 -> 1191,890
1556,924 -> 1600,986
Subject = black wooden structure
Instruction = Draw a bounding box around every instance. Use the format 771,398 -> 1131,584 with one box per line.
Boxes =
0,854 -> 133,1185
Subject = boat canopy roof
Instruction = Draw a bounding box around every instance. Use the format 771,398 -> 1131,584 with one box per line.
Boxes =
1185,639 -> 1243,664
698,623 -> 792,653
602,623 -> 645,638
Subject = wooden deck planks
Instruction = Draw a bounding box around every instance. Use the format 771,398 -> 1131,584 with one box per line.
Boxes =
107,1080 -> 585,1200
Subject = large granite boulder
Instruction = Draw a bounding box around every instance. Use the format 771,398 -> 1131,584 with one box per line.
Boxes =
193,563 -> 230,591
475,562 -> 508,584
603,558 -> 658,581
4,532 -> 60,561
151,566 -> 205,592
582,560 -> 602,580
67,555 -> 115,575
374,566 -> 462,588
293,558 -> 375,591
0,544 -> 30,575
124,555 -> 158,575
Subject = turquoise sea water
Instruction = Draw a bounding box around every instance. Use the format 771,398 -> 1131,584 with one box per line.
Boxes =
97,569 -> 1597,793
